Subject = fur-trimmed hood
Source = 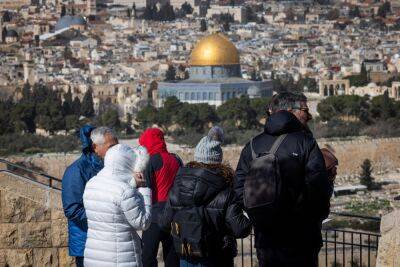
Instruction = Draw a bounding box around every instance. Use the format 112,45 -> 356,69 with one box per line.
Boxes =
172,162 -> 234,206
186,161 -> 234,186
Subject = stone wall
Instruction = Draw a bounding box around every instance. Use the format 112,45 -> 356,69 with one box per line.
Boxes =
5,137 -> 400,180
171,137 -> 400,178
376,209 -> 400,267
0,172 -> 74,267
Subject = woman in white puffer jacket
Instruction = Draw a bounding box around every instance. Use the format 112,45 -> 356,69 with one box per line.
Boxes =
83,144 -> 152,267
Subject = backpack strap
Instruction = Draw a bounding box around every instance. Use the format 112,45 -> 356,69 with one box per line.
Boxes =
269,134 -> 288,155
249,138 -> 257,160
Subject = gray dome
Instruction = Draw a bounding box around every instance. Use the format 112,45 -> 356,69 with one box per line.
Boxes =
247,86 -> 261,97
5,29 -> 18,38
55,15 -> 86,31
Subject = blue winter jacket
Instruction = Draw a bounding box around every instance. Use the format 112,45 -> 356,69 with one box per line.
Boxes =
62,125 -> 103,257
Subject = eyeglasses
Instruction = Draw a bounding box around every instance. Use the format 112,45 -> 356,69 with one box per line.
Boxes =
293,107 -> 310,113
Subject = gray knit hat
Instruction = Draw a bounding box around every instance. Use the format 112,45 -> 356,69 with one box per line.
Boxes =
194,126 -> 224,164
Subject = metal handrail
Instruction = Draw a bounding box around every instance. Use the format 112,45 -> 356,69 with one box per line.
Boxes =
0,158 -> 61,190
330,211 -> 381,222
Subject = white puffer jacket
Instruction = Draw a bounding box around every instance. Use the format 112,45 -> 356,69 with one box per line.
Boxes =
83,144 -> 152,267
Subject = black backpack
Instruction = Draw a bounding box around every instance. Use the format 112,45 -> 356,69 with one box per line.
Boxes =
244,134 -> 287,222
170,206 -> 213,259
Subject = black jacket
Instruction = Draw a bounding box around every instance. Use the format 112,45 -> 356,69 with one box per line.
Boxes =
159,162 -> 252,260
234,111 -> 333,249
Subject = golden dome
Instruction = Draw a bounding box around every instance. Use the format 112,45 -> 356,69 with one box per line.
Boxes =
190,33 -> 240,66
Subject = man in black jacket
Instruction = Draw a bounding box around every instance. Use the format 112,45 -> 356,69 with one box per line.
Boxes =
234,92 -> 333,267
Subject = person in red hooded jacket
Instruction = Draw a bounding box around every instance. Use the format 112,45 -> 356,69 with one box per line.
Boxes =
139,128 -> 181,267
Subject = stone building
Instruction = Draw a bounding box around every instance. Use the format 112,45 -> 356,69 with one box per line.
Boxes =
205,5 -> 245,23
319,79 -> 350,97
363,59 -> 385,72
91,83 -> 145,119
157,33 -> 273,107
4,29 -> 18,44
391,81 -> 400,101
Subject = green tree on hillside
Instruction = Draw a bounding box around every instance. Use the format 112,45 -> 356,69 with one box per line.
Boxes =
72,96 -> 81,116
0,99 -> 15,134
377,1 -> 391,18
100,108 -> 120,129
181,2 -> 193,15
360,159 -> 375,190
349,6 -> 361,18
200,19 -> 207,32
81,89 -> 95,118
369,90 -> 396,121
62,88 -> 73,116
165,65 -> 176,81
317,95 -> 369,122
217,96 -> 258,129
136,105 -> 159,129
327,8 -> 340,20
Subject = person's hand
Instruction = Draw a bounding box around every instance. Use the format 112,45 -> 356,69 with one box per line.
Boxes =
134,172 -> 146,188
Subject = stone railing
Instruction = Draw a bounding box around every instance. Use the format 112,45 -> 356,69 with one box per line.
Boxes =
376,209 -> 400,267
6,136 -> 400,179
0,172 -> 74,266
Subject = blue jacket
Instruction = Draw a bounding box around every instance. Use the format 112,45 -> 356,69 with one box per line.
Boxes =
62,125 -> 103,257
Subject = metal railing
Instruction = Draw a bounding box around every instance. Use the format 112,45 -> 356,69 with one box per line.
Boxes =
238,213 -> 381,267
0,158 -> 62,190
321,229 -> 380,267
320,213 -> 381,267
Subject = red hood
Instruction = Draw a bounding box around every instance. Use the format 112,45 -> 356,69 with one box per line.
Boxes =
139,128 -> 167,155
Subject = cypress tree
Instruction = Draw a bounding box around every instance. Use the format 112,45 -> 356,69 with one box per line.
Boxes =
360,159 -> 374,190
61,5 -> 66,17
165,65 -> 176,81
81,89 -> 95,118
62,88 -> 73,116
72,96 -> 81,116
200,19 -> 207,32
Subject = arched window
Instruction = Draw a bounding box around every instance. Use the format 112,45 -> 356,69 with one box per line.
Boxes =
329,84 -> 334,96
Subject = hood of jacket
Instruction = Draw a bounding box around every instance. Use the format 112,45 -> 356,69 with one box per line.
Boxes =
80,125 -> 95,154
102,144 -> 136,183
264,110 -> 305,136
139,128 -> 167,156
79,125 -> 103,171
175,164 -> 232,207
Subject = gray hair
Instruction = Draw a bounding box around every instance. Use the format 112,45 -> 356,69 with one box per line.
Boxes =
268,92 -> 307,113
90,127 -> 118,145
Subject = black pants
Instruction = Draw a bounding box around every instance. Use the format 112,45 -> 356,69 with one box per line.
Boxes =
142,222 -> 179,267
256,247 -> 319,267
75,256 -> 84,267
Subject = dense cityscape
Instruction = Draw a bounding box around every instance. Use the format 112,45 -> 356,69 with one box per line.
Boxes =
2,0 -> 400,266
1,0 -> 400,130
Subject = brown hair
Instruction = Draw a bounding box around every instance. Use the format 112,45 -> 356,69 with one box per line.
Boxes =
186,161 -> 234,186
